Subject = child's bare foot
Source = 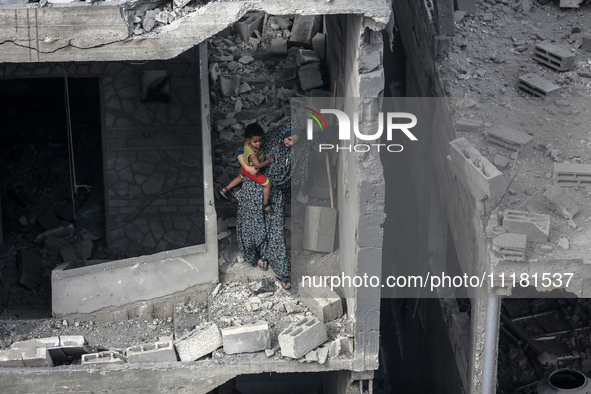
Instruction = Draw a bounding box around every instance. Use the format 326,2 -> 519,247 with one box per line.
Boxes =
263,202 -> 273,213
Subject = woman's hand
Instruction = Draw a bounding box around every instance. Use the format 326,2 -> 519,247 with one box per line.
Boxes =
267,155 -> 275,163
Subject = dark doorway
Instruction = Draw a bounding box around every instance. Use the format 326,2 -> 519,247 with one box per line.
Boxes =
0,76 -> 105,316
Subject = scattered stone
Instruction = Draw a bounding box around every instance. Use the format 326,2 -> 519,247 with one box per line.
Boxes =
558,237 -> 570,250
540,245 -> 553,253
238,56 -> 255,65
544,184 -> 579,220
494,154 -> 511,169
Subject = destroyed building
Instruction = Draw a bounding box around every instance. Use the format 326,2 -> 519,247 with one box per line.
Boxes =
1,0 -> 591,393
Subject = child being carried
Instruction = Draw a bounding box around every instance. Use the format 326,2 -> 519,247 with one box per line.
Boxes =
218,123 -> 275,211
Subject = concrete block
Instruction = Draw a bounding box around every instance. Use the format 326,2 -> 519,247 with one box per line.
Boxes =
518,73 -> 561,100
296,49 -> 320,67
235,12 -> 264,42
0,349 -> 25,367
18,250 -> 42,289
278,317 -> 328,359
485,127 -> 534,152
456,0 -> 476,14
434,0 -> 454,36
582,35 -> 591,52
500,210 -> 550,243
533,42 -> 575,71
312,33 -> 326,61
279,62 -> 298,82
298,63 -> 324,91
449,137 -> 507,200
126,340 -> 177,363
267,37 -> 288,55
494,154 -> 511,169
220,75 -> 240,97
298,285 -> 343,323
492,233 -> 527,262
554,163 -> 591,187
544,184 -> 579,219
221,321 -> 271,354
81,351 -> 126,365
455,118 -> 484,133
174,322 -> 222,361
289,15 -> 322,48
317,347 -> 328,364
22,348 -> 53,367
302,206 -> 337,252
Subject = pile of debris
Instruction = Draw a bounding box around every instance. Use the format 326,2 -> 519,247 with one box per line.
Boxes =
0,279 -> 353,368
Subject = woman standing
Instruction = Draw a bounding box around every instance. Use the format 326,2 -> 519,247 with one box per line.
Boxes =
235,118 -> 307,291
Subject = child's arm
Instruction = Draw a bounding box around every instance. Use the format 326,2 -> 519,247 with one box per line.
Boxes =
237,153 -> 259,175
250,154 -> 275,169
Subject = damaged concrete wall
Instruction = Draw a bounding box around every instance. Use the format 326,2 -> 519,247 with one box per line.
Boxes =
103,49 -> 205,255
324,14 -> 385,372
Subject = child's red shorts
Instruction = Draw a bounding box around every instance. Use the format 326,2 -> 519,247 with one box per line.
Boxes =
241,167 -> 269,186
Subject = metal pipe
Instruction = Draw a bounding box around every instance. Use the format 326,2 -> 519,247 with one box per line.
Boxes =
481,294 -> 500,394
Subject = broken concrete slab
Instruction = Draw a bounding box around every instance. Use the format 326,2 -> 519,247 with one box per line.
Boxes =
127,340 -> 177,363
267,37 -> 288,55
493,154 -> 511,169
220,75 -> 241,97
174,322 -> 222,361
544,184 -> 579,220
22,348 -> 53,367
278,317 -> 327,359
221,321 -> 271,354
493,233 -> 527,262
0,349 -> 26,367
559,0 -> 583,8
298,285 -> 343,323
500,210 -> 550,243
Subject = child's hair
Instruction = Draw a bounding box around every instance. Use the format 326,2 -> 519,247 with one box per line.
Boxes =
244,123 -> 264,139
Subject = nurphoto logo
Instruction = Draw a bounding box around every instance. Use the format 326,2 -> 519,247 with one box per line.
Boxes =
304,107 -> 418,152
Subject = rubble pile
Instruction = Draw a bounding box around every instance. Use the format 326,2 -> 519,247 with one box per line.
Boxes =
127,0 -> 213,35
0,279 -> 353,368
209,12 -> 331,265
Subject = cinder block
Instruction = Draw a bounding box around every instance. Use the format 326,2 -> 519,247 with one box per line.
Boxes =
278,317 -> 328,359
0,349 -> 25,367
298,63 -> 324,91
518,73 -> 561,100
11,337 -> 60,350
500,210 -> 550,243
449,138 -> 507,200
485,127 -> 534,152
22,348 -> 53,367
221,321 -> 271,354
174,322 -> 222,361
544,184 -> 579,219
302,206 -> 337,252
81,351 -> 126,365
234,11 -> 264,42
533,42 -> 576,71
289,15 -> 322,48
126,340 -> 177,363
267,37 -> 288,55
554,163 -> 591,187
456,0 -> 476,14
455,119 -> 484,133
298,285 -> 343,323
493,233 -> 527,262
296,49 -> 320,67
